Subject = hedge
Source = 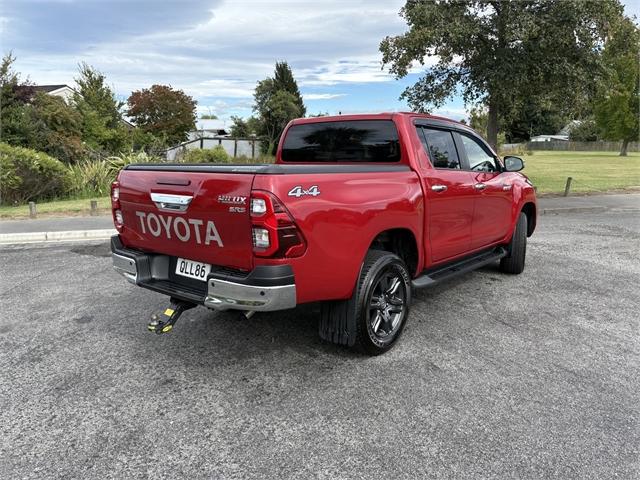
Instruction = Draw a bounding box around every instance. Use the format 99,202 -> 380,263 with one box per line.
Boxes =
0,142 -> 72,204
181,145 -> 231,163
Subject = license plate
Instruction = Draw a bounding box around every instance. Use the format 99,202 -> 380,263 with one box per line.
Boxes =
175,258 -> 211,282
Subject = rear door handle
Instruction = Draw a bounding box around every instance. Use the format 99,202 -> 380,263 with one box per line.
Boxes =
431,185 -> 447,192
474,183 -> 487,191
150,193 -> 193,212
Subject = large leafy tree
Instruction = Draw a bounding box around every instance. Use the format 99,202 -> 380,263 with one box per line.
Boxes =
380,0 -> 623,149
127,84 -> 197,147
594,16 -> 640,156
74,63 -> 129,154
253,63 -> 305,153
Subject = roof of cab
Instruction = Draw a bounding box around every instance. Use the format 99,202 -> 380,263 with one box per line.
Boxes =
289,112 -> 465,127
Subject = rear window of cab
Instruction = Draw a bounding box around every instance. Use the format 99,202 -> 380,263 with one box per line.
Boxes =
281,120 -> 401,162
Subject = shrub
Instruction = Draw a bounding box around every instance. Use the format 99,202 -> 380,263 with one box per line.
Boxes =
66,151 -> 161,198
106,151 -> 160,177
0,143 -> 71,204
181,146 -> 231,163
67,159 -> 113,197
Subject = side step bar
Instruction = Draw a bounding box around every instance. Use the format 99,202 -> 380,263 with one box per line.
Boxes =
412,247 -> 507,289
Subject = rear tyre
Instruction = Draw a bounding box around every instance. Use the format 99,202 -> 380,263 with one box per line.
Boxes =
320,250 -> 411,355
500,212 -> 527,274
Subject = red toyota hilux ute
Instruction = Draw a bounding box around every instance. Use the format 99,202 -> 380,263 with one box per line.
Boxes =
111,113 -> 537,354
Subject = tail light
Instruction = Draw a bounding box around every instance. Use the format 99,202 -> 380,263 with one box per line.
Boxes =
250,190 -> 306,258
111,181 -> 123,232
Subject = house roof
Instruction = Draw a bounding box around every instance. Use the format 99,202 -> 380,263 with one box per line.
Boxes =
530,134 -> 569,141
31,84 -> 73,93
15,84 -> 135,127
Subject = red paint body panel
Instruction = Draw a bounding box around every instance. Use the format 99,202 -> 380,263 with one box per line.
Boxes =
117,171 -> 255,271
252,171 -> 423,304
115,112 -> 537,305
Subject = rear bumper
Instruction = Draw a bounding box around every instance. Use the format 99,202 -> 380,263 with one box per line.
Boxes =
110,235 -> 296,312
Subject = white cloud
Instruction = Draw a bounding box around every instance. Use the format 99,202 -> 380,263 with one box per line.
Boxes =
11,0 -> 408,101
303,93 -> 347,100
197,99 -> 253,118
432,107 -> 469,121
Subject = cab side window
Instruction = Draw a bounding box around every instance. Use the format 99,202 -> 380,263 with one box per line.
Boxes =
460,133 -> 497,172
420,127 -> 460,169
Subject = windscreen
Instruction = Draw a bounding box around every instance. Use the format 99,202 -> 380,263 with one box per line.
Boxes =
281,120 -> 401,162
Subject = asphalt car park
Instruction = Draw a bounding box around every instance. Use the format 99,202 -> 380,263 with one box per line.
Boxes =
1,209 -> 638,479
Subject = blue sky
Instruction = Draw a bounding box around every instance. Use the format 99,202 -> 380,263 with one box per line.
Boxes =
2,0 -> 639,124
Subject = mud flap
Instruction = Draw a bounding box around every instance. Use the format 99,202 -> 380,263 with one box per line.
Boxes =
319,298 -> 357,347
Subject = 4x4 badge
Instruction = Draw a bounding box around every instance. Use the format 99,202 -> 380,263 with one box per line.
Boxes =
288,185 -> 320,198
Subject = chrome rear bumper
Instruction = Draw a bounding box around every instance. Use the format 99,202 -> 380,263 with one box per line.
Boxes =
203,278 -> 296,311
111,236 -> 296,312
112,253 -> 137,284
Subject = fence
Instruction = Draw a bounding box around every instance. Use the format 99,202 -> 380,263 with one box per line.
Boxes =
165,137 -> 260,161
515,140 -> 639,152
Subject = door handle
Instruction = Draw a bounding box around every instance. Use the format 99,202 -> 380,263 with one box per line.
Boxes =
150,193 -> 193,212
474,183 -> 487,191
431,185 -> 447,192
502,183 -> 512,191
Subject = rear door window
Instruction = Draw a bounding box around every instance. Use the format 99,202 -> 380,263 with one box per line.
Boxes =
281,120 -> 401,162
420,128 -> 461,169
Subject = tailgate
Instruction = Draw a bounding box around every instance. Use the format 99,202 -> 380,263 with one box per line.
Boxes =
117,168 -> 254,271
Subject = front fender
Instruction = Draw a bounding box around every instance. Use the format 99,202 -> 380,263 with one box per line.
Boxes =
509,181 -> 537,238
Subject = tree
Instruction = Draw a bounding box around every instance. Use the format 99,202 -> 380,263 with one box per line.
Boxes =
127,84 -> 197,147
29,92 -> 85,164
229,115 -> 260,137
380,0 -> 624,149
74,63 -> 129,154
273,61 -> 306,117
253,64 -> 306,153
503,97 -> 569,143
0,53 -> 36,146
0,55 -> 84,162
568,118 -> 599,142
468,107 -> 488,138
594,17 -> 640,156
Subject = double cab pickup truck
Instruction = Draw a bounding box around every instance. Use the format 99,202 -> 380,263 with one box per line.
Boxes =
111,113 -> 537,354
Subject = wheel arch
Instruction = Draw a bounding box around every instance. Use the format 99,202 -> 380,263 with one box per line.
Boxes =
521,202 -> 536,237
367,228 -> 420,277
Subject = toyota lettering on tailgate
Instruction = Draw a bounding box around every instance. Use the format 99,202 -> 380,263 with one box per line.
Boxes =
135,211 -> 224,247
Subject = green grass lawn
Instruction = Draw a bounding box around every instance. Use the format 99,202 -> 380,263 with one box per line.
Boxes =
0,196 -> 111,219
520,151 -> 640,194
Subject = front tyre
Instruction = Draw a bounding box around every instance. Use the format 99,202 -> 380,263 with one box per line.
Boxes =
500,212 -> 527,274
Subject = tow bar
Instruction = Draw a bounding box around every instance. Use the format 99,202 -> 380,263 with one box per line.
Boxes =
147,298 -> 196,334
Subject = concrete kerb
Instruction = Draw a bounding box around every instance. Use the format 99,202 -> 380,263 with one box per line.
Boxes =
0,229 -> 116,244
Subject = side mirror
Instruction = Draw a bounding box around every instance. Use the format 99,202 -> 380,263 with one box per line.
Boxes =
503,156 -> 525,172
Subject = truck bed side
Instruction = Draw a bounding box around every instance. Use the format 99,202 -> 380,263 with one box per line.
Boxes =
252,168 -> 423,304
